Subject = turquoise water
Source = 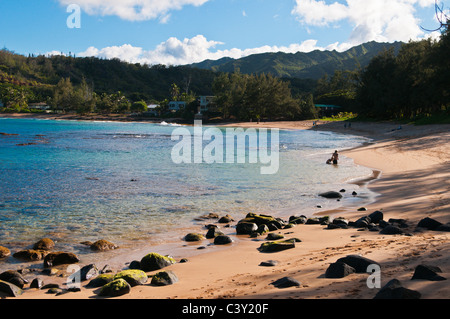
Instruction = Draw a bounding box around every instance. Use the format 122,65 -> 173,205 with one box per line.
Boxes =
0,118 -> 374,269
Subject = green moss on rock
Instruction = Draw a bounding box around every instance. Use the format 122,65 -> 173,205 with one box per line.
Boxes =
98,278 -> 131,297
140,253 -> 176,272
113,269 -> 148,286
184,233 -> 205,242
86,274 -> 115,288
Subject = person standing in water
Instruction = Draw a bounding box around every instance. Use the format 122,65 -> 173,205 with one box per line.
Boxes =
331,150 -> 339,165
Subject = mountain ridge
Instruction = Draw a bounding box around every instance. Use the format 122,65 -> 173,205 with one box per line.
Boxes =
187,41 -> 404,79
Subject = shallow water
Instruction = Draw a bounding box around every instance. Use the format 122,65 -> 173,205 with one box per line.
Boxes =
0,118 -> 375,271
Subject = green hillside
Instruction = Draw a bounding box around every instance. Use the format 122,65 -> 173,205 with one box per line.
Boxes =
189,41 -> 404,79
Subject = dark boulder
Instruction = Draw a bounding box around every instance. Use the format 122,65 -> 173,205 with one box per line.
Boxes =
0,270 -> 28,289
368,211 -> 384,224
218,214 -> 234,223
30,278 -> 44,289
436,223 -> 450,232
336,255 -> 379,273
236,222 -> 258,235
151,270 -> 179,286
258,239 -> 298,253
0,280 -> 24,297
259,260 -> 279,267
379,225 -> 404,235
43,252 -> 79,268
374,279 -> 421,299
325,262 -> 356,278
13,249 -> 48,261
140,253 -> 175,272
86,274 -> 115,288
205,227 -> 224,239
266,233 -> 284,240
270,277 -> 301,288
417,217 -> 443,230
411,264 -> 446,281
214,235 -> 233,245
33,238 -> 55,251
319,191 -> 342,199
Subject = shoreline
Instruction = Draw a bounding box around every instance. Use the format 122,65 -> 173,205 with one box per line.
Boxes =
2,116 -> 449,299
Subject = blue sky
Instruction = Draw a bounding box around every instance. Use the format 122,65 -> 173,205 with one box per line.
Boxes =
0,0 -> 444,65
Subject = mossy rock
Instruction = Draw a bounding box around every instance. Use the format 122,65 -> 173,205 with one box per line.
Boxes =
33,238 -> 55,251
13,249 -> 48,261
86,274 -> 115,288
239,213 -> 276,226
98,278 -> 131,297
90,239 -> 118,251
140,253 -> 176,272
0,246 -> 10,258
113,269 -> 148,287
184,233 -> 205,242
150,270 -> 179,286
266,233 -> 284,240
258,239 -> 298,253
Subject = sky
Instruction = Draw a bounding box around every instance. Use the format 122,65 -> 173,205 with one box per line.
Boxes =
0,0 -> 446,66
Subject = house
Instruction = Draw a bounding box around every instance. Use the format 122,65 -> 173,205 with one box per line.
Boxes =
168,101 -> 186,112
29,102 -> 51,111
144,104 -> 160,117
199,96 -> 216,113
315,104 -> 342,117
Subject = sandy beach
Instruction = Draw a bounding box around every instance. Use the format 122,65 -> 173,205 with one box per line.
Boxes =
2,115 -> 449,300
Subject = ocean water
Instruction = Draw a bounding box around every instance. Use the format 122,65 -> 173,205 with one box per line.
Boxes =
0,118 -> 375,270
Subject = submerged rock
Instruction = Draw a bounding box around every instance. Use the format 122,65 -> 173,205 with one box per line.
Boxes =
90,239 -> 118,251
0,246 -> 10,258
33,238 -> 55,251
43,252 -> 79,268
319,191 -> 343,199
13,249 -> 48,261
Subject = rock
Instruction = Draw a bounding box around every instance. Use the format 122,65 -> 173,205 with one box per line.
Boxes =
0,270 -> 28,289
258,239 -> 297,253
78,264 -> 99,281
195,213 -> 219,221
214,235 -> 233,245
41,283 -> 60,289
13,249 -> 48,261
151,270 -> 179,286
43,252 -> 79,268
90,239 -> 118,251
33,238 -> 55,251
98,278 -> 131,297
46,287 -> 64,294
388,218 -> 408,228
239,213 -> 277,226
100,265 -> 113,274
0,246 -> 11,258
289,216 -> 307,224
305,217 -> 321,225
218,214 -> 234,223
30,278 -> 44,289
326,223 -> 346,229
266,233 -> 284,240
417,217 -> 443,230
357,207 -> 367,211
236,222 -> 258,235
411,264 -> 446,281
336,255 -> 379,273
114,269 -> 148,286
140,253 -> 176,272
325,262 -> 356,278
379,225 -> 404,235
256,224 -> 269,235
184,233 -> 205,242
0,280 -> 24,297
319,191 -> 342,199
374,279 -> 421,299
270,277 -> 301,288
259,260 -> 279,267
352,191 -> 358,196
86,274 -> 115,288
128,260 -> 141,270
436,223 -> 450,232
354,216 -> 371,228
368,211 -> 384,224
205,227 -> 224,239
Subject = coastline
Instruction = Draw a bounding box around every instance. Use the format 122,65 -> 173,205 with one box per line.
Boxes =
2,115 -> 449,299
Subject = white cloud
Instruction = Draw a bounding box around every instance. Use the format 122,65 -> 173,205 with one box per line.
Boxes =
292,0 -> 437,47
57,0 -> 210,21
77,35 -> 329,66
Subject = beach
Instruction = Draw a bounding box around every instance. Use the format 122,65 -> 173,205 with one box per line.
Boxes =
2,115 -> 449,300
